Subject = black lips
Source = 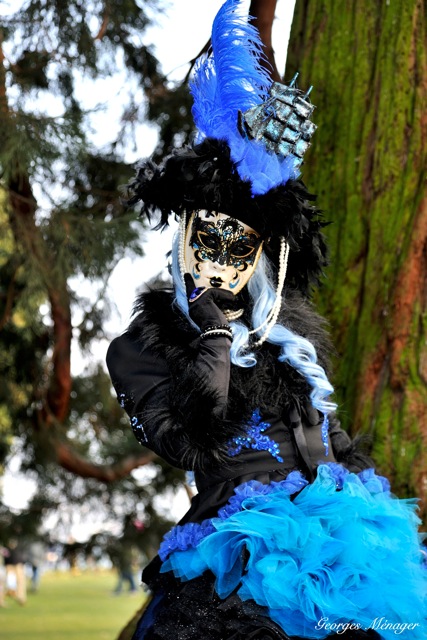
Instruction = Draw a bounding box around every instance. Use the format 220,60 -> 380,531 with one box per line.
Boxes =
210,277 -> 223,288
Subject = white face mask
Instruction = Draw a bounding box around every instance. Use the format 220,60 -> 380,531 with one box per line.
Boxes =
184,210 -> 263,294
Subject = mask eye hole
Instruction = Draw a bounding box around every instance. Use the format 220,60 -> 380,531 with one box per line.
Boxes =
230,242 -> 256,258
197,231 -> 219,251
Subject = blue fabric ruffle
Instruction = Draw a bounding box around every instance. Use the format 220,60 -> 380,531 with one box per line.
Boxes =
159,469 -> 309,561
160,464 -> 427,639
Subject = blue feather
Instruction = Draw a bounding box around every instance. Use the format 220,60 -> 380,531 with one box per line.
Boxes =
190,0 -> 300,196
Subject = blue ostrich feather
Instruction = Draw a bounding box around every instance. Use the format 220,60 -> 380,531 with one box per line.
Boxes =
190,0 -> 300,195
190,0 -> 270,137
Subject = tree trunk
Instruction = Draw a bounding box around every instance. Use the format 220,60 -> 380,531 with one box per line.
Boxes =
250,0 -> 281,81
287,0 -> 427,514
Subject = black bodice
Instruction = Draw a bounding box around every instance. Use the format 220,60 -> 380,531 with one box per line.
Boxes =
107,289 -> 368,529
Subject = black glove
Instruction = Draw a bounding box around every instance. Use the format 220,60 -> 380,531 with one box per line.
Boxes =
184,273 -> 237,332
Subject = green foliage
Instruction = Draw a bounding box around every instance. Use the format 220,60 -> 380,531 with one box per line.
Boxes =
148,81 -> 195,161
0,0 -> 191,549
0,494 -> 52,545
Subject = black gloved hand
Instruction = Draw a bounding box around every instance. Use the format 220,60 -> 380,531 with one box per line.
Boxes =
184,273 -> 237,332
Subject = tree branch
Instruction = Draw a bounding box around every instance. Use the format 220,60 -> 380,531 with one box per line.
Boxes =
0,272 -> 17,331
182,39 -> 211,84
46,288 -> 72,422
94,5 -> 110,41
249,0 -> 281,81
8,179 -> 72,424
55,440 -> 158,482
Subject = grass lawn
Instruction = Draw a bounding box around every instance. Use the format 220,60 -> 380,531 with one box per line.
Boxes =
1,569 -> 146,640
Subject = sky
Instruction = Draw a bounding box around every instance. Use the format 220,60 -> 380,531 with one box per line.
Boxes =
2,0 -> 296,538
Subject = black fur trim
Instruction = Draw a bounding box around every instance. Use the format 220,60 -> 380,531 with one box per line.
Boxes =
334,434 -> 376,473
124,139 -> 329,294
327,412 -> 375,472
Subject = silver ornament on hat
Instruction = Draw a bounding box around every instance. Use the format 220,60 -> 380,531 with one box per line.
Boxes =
237,73 -> 317,167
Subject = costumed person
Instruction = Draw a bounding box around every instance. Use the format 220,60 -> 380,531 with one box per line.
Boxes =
107,1 -> 427,638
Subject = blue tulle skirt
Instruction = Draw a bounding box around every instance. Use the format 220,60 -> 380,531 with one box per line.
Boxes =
160,464 -> 427,639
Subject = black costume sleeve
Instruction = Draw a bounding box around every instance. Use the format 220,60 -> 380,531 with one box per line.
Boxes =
106,330 -> 232,470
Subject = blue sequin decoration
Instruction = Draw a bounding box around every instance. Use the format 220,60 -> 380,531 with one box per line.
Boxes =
116,391 -> 148,445
131,415 -> 148,444
227,409 -> 284,463
321,414 -> 329,455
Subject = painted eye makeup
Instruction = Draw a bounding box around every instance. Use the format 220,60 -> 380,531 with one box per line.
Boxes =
230,241 -> 257,258
196,231 -> 220,252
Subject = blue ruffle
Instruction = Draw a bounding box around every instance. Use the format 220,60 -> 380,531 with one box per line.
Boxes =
160,464 -> 427,639
159,469 -> 309,561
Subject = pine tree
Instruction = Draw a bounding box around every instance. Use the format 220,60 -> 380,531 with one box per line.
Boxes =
0,0 -> 186,549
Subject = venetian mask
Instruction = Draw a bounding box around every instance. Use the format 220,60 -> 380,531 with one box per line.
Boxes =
184,210 -> 263,294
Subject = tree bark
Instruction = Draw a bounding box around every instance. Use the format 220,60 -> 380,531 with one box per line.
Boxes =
8,175 -> 73,425
287,0 -> 427,513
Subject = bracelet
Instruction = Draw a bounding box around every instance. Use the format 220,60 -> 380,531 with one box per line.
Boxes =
200,328 -> 233,340
202,323 -> 231,332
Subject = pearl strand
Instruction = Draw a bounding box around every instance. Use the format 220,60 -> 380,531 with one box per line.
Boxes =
252,237 -> 289,347
178,210 -> 187,287
249,238 -> 289,336
248,308 -> 274,335
224,308 -> 244,321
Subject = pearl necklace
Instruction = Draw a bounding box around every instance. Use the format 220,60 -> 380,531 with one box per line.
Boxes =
178,211 -> 187,288
250,237 -> 289,347
224,308 -> 244,321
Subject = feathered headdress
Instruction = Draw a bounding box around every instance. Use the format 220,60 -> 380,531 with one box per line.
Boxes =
126,0 -> 327,293
190,0 -> 314,195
